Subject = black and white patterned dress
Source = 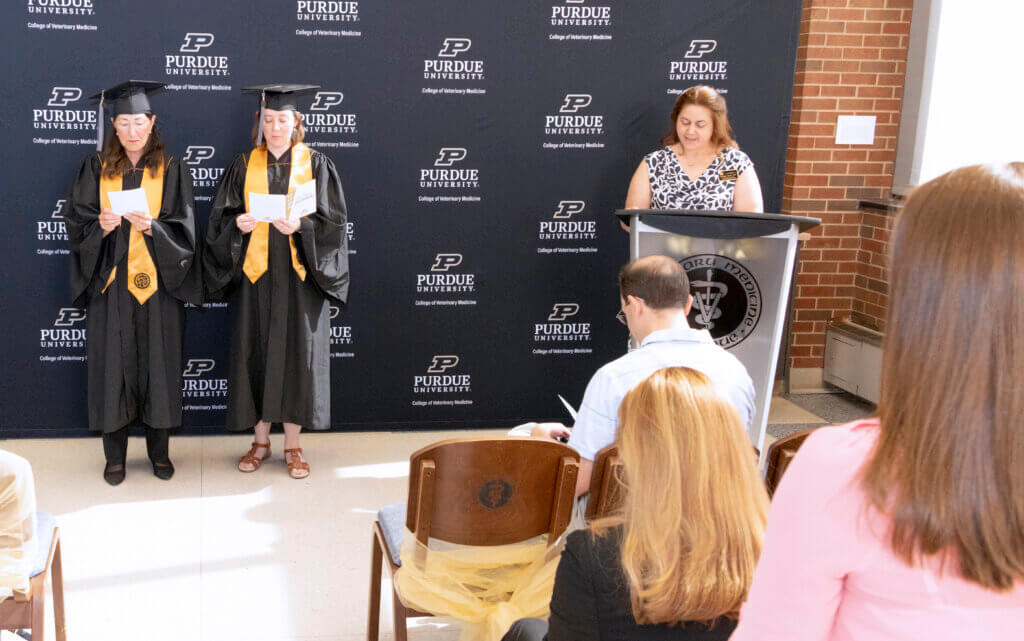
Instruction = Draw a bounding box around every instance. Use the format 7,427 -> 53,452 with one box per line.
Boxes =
645,146 -> 753,210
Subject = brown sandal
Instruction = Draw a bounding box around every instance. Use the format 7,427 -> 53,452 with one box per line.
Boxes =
238,441 -> 271,472
284,448 -> 310,479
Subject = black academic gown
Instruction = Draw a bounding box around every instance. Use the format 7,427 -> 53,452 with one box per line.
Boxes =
64,155 -> 203,433
203,146 -> 348,432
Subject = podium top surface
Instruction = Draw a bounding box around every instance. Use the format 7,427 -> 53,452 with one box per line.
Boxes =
616,209 -> 820,239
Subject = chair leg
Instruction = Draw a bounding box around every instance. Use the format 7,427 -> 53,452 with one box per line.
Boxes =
367,530 -> 383,641
392,586 -> 408,641
31,574 -> 47,641
52,537 -> 67,641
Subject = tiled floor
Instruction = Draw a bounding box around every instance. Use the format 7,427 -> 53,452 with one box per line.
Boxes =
1,392 -> 872,640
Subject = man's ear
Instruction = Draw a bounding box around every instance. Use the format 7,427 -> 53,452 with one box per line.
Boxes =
683,294 -> 693,315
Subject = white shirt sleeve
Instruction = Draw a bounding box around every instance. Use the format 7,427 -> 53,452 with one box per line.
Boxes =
567,367 -> 619,461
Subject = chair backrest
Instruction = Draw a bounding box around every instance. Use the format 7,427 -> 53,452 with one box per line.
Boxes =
585,443 -> 625,522
764,429 -> 815,496
405,437 -> 580,546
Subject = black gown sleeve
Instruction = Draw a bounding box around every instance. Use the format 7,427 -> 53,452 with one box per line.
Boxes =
202,154 -> 249,299
150,156 -> 203,305
298,151 -> 349,304
64,154 -> 113,307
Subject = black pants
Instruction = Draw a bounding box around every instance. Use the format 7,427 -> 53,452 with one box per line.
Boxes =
502,618 -> 548,641
102,427 -> 170,465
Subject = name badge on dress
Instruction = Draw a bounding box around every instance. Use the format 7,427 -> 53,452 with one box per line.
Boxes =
719,169 -> 739,182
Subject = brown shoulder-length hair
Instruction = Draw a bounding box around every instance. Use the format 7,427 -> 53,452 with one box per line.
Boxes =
592,367 -> 768,624
101,114 -> 165,178
862,162 -> 1024,591
250,110 -> 306,149
661,85 -> 737,150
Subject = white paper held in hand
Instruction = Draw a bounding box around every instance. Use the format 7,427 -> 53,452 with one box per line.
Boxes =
288,179 -> 317,220
106,188 -> 150,217
248,192 -> 287,222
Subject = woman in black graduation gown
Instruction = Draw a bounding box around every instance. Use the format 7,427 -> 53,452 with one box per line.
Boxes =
64,81 -> 203,485
204,84 -> 348,479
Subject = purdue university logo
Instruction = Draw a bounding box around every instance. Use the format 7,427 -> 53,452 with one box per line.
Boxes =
681,255 -> 761,348
181,358 -> 228,407
427,355 -> 459,373
166,32 -> 229,77
669,39 -> 728,84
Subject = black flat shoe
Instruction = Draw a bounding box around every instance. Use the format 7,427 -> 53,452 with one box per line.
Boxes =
152,459 -> 175,480
104,463 -> 126,486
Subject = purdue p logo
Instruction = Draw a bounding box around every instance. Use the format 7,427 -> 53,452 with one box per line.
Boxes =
548,303 -> 580,321
430,253 -> 463,272
180,32 -> 215,52
434,147 -> 467,167
438,38 -> 472,57
310,92 -> 344,111
559,94 -> 592,113
182,146 -> 215,165
51,200 -> 66,218
427,355 -> 459,373
47,87 -> 82,107
685,39 -> 717,59
182,359 -> 216,377
54,308 -> 87,327
553,200 -> 585,219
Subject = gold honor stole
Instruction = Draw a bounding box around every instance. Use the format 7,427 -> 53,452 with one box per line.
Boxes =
241,143 -> 310,283
99,158 -> 164,305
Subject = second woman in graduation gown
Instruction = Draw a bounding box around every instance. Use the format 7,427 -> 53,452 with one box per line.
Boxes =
204,85 -> 348,479
63,81 -> 203,485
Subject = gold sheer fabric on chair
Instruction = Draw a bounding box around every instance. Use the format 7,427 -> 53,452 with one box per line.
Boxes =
395,530 -> 564,641
0,449 -> 37,603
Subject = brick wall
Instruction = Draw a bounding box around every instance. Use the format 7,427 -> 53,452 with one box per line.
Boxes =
784,0 -> 912,378
852,205 -> 896,331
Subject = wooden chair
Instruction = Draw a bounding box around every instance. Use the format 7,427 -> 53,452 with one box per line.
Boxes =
367,436 -> 579,641
584,443 -> 625,522
763,429 -> 815,496
0,512 -> 67,641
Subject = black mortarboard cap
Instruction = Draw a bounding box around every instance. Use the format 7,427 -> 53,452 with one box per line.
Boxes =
91,80 -> 166,117
89,81 -> 166,151
242,84 -> 319,145
242,84 -> 320,111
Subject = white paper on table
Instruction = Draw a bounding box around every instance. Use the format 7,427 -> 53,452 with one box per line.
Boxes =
287,179 -> 317,219
106,188 -> 150,217
248,192 -> 287,222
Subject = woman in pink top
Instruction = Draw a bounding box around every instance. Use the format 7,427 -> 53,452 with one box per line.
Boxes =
732,162 -> 1024,641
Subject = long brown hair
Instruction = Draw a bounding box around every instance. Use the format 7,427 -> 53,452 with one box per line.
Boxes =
250,109 -> 306,149
863,162 -> 1024,591
661,85 -> 737,150
593,367 -> 768,624
100,115 -> 165,178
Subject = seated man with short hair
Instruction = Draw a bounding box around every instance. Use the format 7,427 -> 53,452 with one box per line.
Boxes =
532,255 -> 755,496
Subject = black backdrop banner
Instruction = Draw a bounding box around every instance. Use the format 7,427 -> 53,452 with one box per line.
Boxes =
2,0 -> 801,437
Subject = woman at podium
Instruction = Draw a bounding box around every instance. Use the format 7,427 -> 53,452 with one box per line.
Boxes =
625,85 -> 763,213
203,84 -> 349,479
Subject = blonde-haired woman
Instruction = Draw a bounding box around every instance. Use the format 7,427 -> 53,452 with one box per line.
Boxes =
504,366 -> 768,641
731,163 -> 1024,641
